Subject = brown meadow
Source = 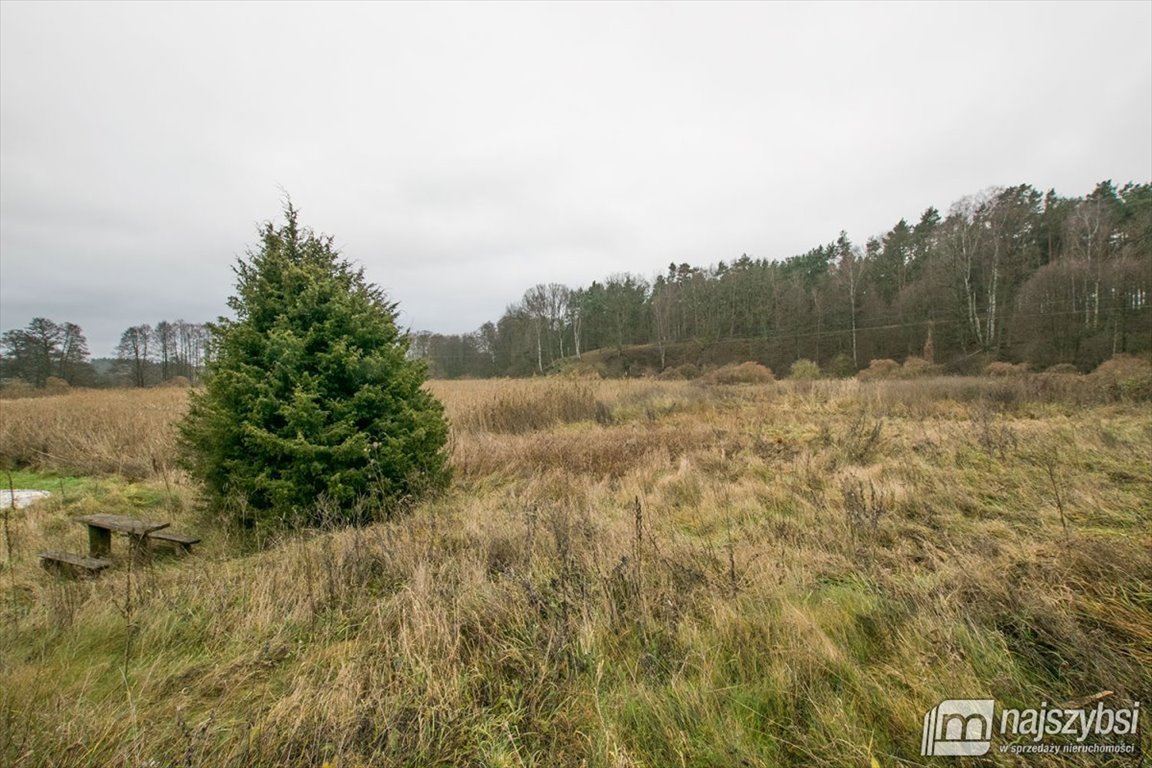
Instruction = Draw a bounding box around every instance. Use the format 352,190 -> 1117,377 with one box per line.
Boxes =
1,377 -> 1149,766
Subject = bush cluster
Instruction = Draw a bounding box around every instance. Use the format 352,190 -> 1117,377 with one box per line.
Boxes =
788,358 -> 822,380
1092,355 -> 1152,401
699,361 -> 775,384
985,361 -> 1030,377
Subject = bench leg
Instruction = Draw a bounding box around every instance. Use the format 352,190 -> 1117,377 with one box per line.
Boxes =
89,527 -> 111,558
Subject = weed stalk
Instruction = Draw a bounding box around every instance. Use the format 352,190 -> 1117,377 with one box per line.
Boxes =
3,469 -> 13,564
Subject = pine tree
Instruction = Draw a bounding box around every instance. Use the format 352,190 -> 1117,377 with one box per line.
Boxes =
178,203 -> 449,526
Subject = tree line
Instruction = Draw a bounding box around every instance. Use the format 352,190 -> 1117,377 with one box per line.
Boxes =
0,317 -> 90,387
114,321 -> 210,386
413,181 -> 1151,377
0,319 -> 209,388
4,180 -> 1148,388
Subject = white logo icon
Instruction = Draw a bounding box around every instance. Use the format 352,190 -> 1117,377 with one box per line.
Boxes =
922,699 -> 996,756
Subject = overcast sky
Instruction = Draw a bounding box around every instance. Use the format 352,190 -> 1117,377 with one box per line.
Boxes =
2,1 -> 1149,357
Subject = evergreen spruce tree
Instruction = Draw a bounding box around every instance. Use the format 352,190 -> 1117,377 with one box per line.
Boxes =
179,204 -> 449,526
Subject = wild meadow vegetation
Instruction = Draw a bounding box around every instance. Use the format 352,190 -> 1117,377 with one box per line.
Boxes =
1,371 -> 1149,767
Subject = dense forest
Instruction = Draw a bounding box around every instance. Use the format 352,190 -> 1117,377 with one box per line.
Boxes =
412,181 -> 1152,378
2,180 -> 1149,389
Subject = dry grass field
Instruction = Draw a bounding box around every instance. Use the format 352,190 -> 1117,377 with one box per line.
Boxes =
1,377 -> 1149,766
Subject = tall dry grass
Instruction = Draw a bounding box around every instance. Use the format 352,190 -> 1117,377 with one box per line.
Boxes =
0,374 -> 1138,481
1,377 -> 1149,766
0,389 -> 187,479
430,379 -> 608,434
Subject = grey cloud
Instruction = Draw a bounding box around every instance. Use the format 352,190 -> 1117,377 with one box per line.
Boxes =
2,1 -> 1149,355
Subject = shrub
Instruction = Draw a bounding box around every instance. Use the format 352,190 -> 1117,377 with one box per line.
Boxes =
700,361 -> 775,385
44,376 -> 71,394
657,363 -> 700,381
789,359 -> 822,380
985,361 -> 1029,377
1044,363 -> 1081,375
899,356 -> 939,378
827,353 -> 857,379
856,359 -> 899,381
161,375 -> 191,388
558,362 -> 605,380
1092,355 -> 1152,401
178,204 -> 450,527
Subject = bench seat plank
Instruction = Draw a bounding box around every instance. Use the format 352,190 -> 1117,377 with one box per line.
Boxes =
38,550 -> 112,574
147,530 -> 200,550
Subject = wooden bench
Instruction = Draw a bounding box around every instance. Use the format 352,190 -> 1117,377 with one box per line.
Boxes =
146,529 -> 201,553
38,550 -> 112,577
